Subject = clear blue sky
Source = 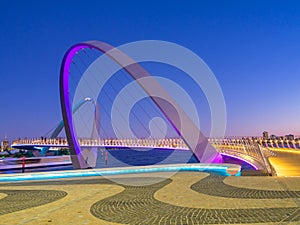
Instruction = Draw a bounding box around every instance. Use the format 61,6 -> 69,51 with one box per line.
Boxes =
1,0 -> 300,140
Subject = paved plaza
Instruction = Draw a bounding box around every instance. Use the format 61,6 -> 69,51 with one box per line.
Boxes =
0,172 -> 300,225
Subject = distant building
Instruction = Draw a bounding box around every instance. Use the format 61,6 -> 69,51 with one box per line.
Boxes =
286,134 -> 294,141
262,131 -> 269,139
1,137 -> 9,151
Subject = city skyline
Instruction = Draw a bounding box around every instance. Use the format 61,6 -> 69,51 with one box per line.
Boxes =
1,0 -> 300,140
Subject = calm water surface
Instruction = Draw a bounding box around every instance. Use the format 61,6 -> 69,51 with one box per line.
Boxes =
0,148 -> 254,174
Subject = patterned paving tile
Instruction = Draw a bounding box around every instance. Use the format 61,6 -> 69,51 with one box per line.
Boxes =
90,176 -> 300,224
1,173 -> 300,224
191,174 -> 300,199
0,190 -> 67,215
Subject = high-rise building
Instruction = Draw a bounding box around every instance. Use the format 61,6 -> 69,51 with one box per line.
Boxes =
262,131 -> 269,139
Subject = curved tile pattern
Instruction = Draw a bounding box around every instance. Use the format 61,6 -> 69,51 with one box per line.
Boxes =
191,174 -> 300,199
91,178 -> 300,224
0,190 -> 67,215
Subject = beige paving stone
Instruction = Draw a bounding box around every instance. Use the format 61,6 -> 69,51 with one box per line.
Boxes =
0,181 -> 124,225
0,172 -> 300,224
0,193 -> 7,200
276,177 -> 300,190
224,176 -> 300,191
155,172 -> 299,209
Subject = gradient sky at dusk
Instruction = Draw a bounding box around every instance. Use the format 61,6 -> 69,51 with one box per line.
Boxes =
0,0 -> 300,140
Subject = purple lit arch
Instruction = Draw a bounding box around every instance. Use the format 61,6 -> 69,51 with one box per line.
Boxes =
60,40 -> 222,169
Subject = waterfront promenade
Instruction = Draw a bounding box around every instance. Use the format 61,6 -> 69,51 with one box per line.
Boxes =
0,171 -> 300,224
1,147 -> 300,224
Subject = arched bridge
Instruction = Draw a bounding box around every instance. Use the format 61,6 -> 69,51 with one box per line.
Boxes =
12,137 -> 274,173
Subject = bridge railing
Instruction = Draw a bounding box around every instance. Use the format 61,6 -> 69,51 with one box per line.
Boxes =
209,138 -> 274,174
12,138 -> 190,150
12,137 -> 275,173
256,139 -> 300,149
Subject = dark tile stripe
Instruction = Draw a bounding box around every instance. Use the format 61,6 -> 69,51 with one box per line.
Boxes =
90,178 -> 300,224
191,174 -> 300,199
0,190 -> 67,215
